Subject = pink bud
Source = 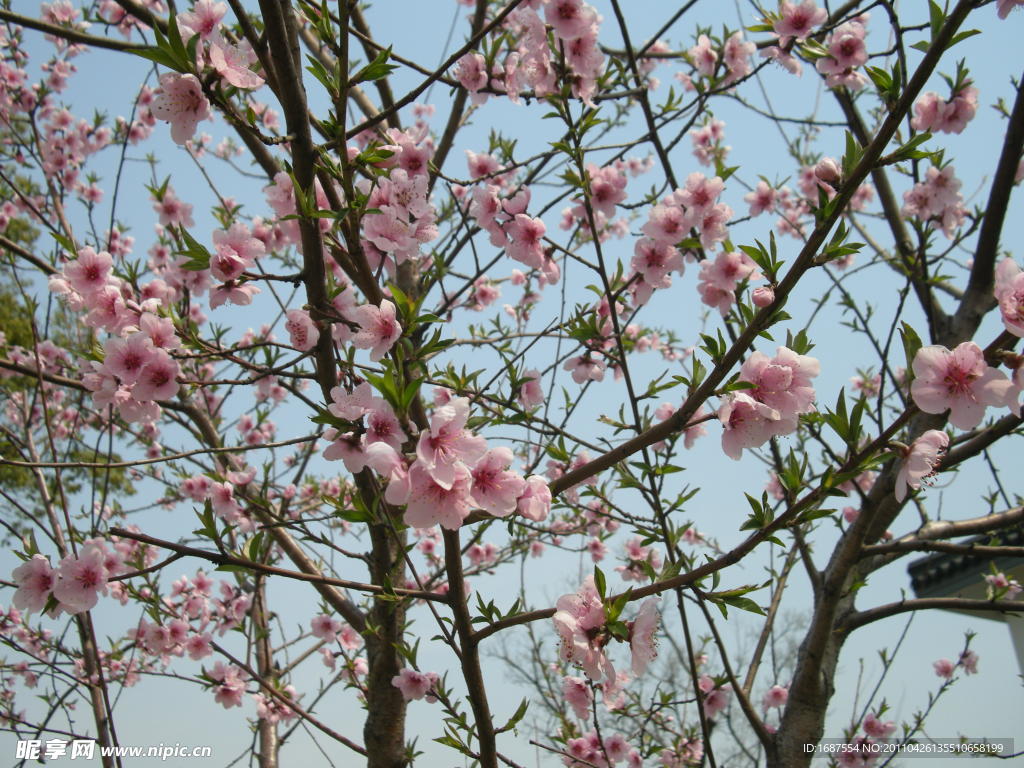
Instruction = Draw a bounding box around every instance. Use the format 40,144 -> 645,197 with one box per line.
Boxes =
814,157 -> 841,184
751,286 -> 775,307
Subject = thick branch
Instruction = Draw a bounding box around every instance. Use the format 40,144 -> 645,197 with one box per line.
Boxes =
259,0 -> 336,400
444,528 -> 498,767
842,598 -> 1023,632
952,71 -> 1024,340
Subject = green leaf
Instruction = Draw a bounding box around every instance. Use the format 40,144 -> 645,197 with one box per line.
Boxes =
495,699 -> 529,734
947,29 -> 980,49
353,47 -> 397,84
899,322 -> 922,378
50,232 -> 77,253
593,565 -> 607,599
928,0 -> 944,42
722,595 -> 766,615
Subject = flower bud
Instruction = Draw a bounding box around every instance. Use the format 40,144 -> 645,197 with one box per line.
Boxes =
814,157 -> 842,184
751,285 -> 775,307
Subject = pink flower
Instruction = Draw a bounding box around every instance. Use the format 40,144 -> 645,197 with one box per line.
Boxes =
415,397 -> 486,489
739,346 -> 819,431
391,668 -> 439,701
466,542 -> 498,567
642,202 -> 693,245
863,712 -> 896,739
328,381 -> 376,421
995,258 -> 1024,337
762,684 -> 789,709
912,87 -> 979,134
933,658 -> 955,679
774,0 -> 827,43
894,429 -> 948,502
689,34 -> 718,77
959,649 -> 979,674
718,392 -> 781,460
365,402 -> 407,452
404,462 -> 474,530
285,309 -> 319,352
102,333 -> 155,386
604,734 -> 631,763
64,247 -> 113,295
586,164 -> 627,218
698,675 -> 731,718
185,633 -> 213,660
352,300 -> 402,361
363,442 -> 410,503
518,369 -> 544,409
562,676 -> 593,720
632,238 -> 683,289
209,281 -> 260,308
545,0 -> 597,41
745,181 -> 777,216
139,313 -> 180,350
760,44 -> 803,76
910,343 -> 1018,430
178,0 -> 226,39
564,355 -> 605,384
311,614 -> 341,642
552,576 -> 614,683
722,32 -> 755,84
699,250 -> 760,293
505,214 -> 546,269
151,73 -> 211,145
211,223 -> 263,281
207,662 -> 248,708
752,285 -> 775,307
901,165 -> 966,238
52,542 -> 109,613
629,598 -> 660,676
12,555 -> 55,614
469,447 -> 526,517
985,572 -> 1023,599
997,0 -> 1024,19
815,21 -> 868,88
517,475 -> 552,521
208,36 -> 264,89
454,52 -> 488,92
132,349 -> 180,401
153,186 -> 194,228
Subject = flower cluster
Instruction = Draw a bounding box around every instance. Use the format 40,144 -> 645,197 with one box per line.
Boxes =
900,165 -> 967,238
48,247 -> 184,424
912,85 -> 979,134
452,0 -> 604,105
984,572 -> 1022,599
361,167 -> 438,268
718,346 -> 820,459
815,17 -> 869,90
469,184 -> 558,283
324,394 -> 550,530
697,250 -> 763,316
561,729 -> 644,767
12,539 -> 130,615
552,576 -> 660,709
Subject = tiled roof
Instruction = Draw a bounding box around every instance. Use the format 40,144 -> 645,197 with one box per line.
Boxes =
908,524 -> 1024,600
